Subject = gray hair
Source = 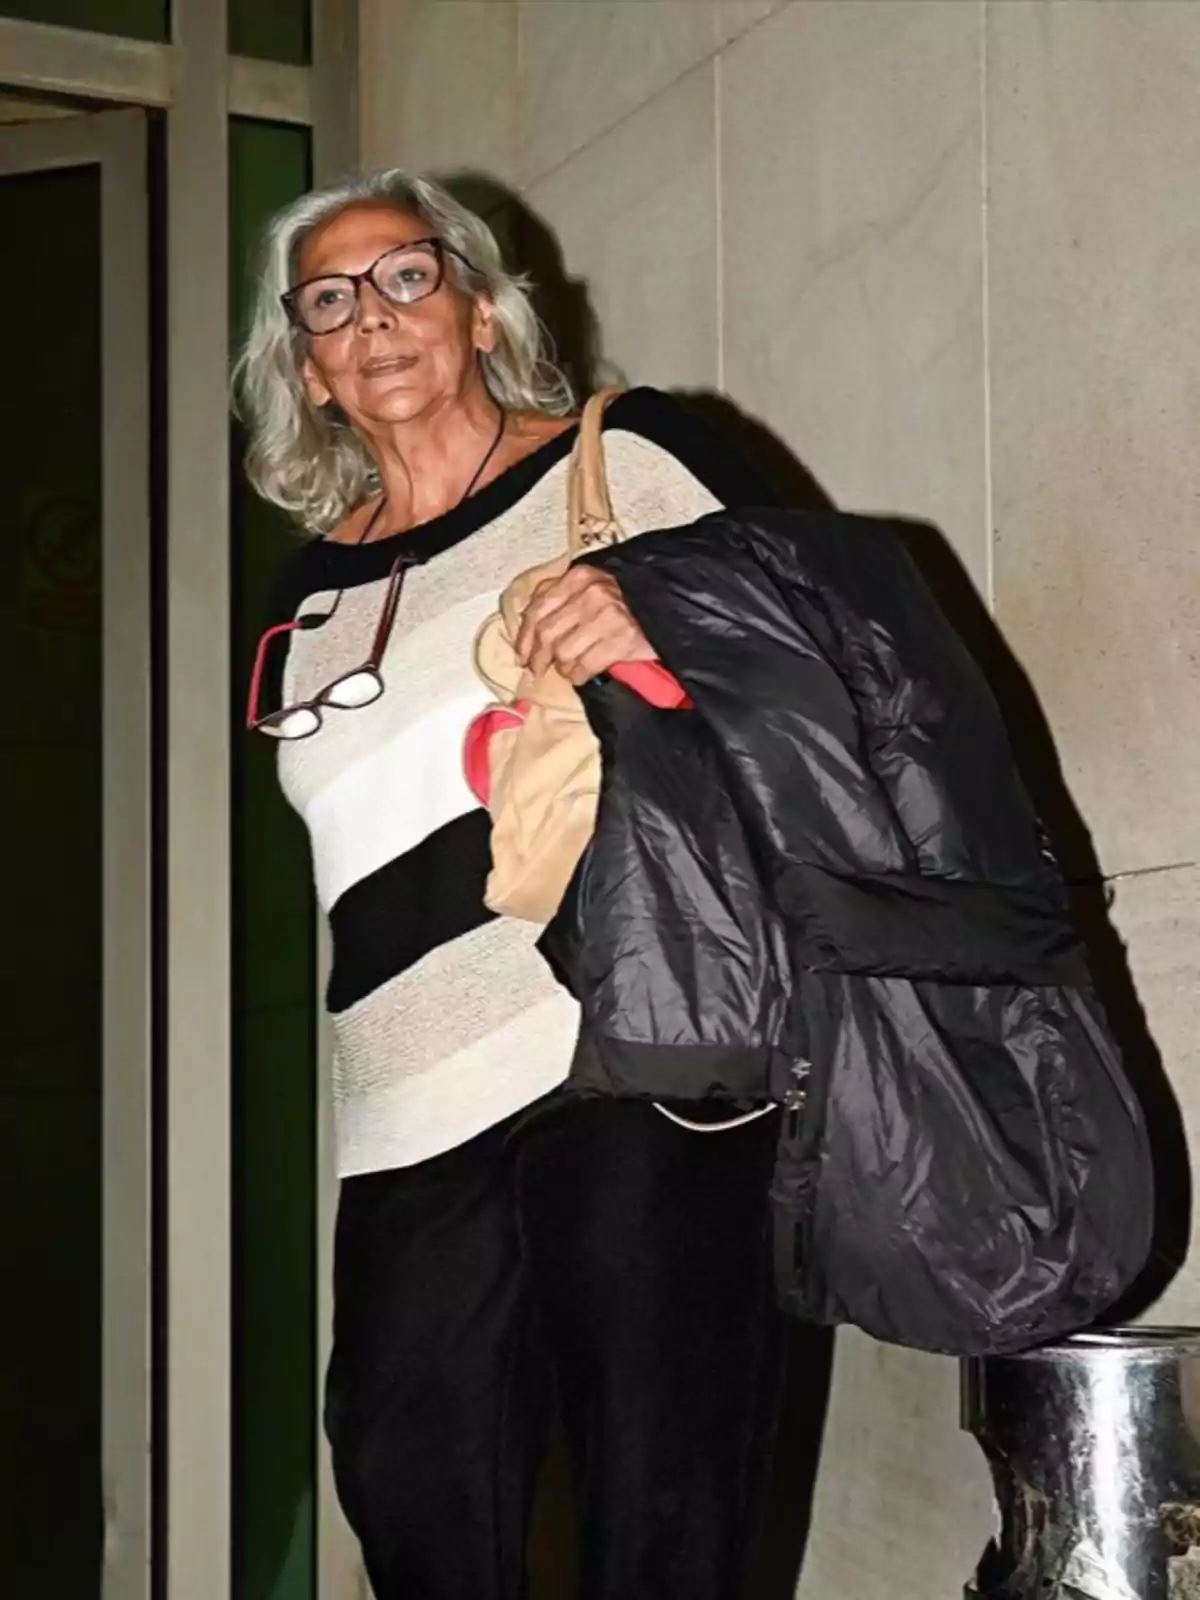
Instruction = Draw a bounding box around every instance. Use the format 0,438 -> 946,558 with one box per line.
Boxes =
232,170 -> 574,534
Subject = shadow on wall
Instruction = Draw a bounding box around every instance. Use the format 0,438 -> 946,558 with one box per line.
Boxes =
444,170 -> 835,514
893,524 -> 1190,1321
439,169 -> 1188,1594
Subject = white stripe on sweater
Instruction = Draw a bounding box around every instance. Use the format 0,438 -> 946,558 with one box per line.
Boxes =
302,684 -> 492,911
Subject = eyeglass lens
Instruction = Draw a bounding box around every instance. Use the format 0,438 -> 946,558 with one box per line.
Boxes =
292,242 -> 443,334
323,668 -> 384,710
260,705 -> 322,741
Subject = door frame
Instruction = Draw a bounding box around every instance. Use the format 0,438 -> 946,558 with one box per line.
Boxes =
0,106 -> 152,1600
0,7 -> 359,1596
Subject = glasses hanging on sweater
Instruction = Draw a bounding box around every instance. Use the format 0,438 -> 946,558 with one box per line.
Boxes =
246,404 -> 507,739
245,552 -> 411,740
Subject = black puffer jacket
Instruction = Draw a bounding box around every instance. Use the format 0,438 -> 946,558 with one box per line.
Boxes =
540,509 -> 1153,1357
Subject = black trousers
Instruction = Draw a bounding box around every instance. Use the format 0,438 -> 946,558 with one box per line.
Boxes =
325,1093 -> 786,1600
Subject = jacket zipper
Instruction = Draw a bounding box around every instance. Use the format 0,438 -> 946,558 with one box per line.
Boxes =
782,1059 -> 810,1141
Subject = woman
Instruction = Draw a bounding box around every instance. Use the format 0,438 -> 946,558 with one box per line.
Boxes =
237,170 -> 785,1600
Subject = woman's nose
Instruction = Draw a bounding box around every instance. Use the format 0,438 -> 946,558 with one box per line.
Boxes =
355,280 -> 395,331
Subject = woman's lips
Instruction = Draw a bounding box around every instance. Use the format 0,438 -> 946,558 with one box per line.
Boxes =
360,354 -> 417,377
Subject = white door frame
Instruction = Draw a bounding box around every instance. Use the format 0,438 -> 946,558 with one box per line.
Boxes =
0,105 -> 153,1600
0,7 -> 359,1596
309,6 -> 364,1594
0,15 -> 313,124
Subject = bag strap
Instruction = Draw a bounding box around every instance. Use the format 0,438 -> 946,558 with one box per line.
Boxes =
567,386 -> 626,555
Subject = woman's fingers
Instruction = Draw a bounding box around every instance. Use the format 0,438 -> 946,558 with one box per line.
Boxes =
514,571 -> 581,666
518,569 -> 614,670
542,609 -> 656,685
550,617 -> 614,685
526,596 -> 593,677
514,566 -> 656,683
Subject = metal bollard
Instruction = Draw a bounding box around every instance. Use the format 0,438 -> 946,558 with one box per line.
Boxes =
963,1330 -> 1200,1600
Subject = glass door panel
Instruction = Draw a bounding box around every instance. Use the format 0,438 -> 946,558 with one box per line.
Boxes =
0,108 -> 151,1600
0,0 -> 168,40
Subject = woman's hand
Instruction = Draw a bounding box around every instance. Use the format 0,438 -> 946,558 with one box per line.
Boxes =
515,566 -> 657,687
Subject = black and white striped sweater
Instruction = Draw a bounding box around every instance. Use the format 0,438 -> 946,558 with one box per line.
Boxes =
261,388 -> 773,1175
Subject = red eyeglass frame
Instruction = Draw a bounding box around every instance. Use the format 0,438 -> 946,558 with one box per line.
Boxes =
245,552 -> 413,738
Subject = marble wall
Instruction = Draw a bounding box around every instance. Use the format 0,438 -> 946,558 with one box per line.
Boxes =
359,2 -> 1200,1594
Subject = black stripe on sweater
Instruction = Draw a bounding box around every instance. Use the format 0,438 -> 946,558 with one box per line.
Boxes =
327,808 -> 497,1014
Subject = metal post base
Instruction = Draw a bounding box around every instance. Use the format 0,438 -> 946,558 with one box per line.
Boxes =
963,1330 -> 1200,1600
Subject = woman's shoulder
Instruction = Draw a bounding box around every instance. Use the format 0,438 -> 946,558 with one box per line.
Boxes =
600,385 -> 783,510
260,532 -> 335,628
601,385 -> 699,450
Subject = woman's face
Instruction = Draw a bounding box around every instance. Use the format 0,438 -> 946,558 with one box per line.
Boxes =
294,200 -> 495,432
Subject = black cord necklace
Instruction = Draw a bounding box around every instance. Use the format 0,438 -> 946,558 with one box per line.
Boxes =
307,404 -> 509,633
358,402 -> 508,546
459,402 -> 508,508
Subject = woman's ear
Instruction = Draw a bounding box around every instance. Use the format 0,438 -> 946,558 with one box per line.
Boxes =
472,296 -> 498,356
301,352 -> 333,409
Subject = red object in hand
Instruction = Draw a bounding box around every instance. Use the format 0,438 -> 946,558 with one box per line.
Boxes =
462,664 -> 692,807
608,660 -> 692,709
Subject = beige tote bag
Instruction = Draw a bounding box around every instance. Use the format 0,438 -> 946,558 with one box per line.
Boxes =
471,388 -> 626,922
